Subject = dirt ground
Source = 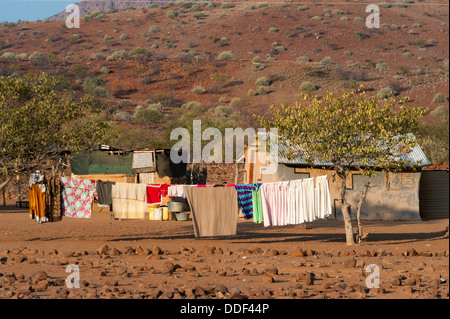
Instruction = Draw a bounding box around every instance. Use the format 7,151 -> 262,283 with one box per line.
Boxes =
0,200 -> 448,300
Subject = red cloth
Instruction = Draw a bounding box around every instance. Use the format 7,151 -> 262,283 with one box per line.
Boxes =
146,184 -> 170,205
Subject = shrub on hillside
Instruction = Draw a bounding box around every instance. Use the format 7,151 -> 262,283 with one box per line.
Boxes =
299,81 -> 317,92
432,93 -> 448,103
218,51 -> 234,60
377,87 -> 394,99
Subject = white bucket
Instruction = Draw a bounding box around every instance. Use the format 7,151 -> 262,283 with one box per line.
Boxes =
153,208 -> 163,221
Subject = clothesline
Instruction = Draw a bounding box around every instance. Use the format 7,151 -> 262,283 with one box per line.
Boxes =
28,173 -> 332,238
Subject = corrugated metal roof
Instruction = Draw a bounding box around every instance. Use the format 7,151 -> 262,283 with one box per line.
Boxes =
257,132 -> 431,167
132,151 -> 155,169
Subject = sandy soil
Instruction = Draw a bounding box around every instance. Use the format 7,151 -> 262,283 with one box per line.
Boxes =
0,200 -> 448,300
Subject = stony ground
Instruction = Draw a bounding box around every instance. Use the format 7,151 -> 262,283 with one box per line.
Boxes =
0,202 -> 448,300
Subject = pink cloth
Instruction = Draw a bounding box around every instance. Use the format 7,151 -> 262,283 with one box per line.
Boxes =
260,181 -> 289,227
61,177 -> 95,218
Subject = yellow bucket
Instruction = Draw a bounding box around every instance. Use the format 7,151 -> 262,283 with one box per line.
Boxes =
148,204 -> 160,220
162,206 -> 169,221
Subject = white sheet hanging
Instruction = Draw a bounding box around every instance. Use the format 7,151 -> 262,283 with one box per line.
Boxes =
314,175 -> 332,219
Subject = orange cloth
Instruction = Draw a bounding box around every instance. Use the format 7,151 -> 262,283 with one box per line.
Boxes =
29,184 -> 47,223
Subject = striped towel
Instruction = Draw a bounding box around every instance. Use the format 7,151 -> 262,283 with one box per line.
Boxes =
235,184 -> 255,220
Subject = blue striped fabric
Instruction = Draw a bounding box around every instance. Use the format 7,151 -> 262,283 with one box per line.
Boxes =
235,184 -> 254,219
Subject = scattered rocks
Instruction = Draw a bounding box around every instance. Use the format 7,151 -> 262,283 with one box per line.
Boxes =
29,271 -> 48,283
264,267 -> 278,275
262,274 -> 274,283
97,245 -> 109,255
343,258 -> 357,268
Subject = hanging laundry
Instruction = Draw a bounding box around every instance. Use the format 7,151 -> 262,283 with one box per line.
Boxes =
61,177 -> 95,218
96,180 -> 116,206
168,185 -> 186,198
112,182 -> 147,219
184,186 -> 239,237
314,175 -> 332,219
29,181 -> 47,223
252,183 -> 263,224
29,172 -> 44,187
235,184 -> 255,220
301,178 -> 316,222
260,181 -> 289,227
146,184 -> 169,205
45,174 -> 62,222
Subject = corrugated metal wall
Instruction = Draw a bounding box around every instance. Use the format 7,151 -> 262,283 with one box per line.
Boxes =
419,171 -> 449,220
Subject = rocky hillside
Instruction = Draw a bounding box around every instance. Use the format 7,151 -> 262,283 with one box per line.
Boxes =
0,1 -> 448,159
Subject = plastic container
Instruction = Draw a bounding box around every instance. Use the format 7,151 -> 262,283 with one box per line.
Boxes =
148,204 -> 160,220
153,208 -> 163,221
168,201 -> 184,213
175,212 -> 189,221
161,206 -> 169,221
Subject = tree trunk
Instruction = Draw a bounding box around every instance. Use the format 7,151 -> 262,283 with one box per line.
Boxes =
0,176 -> 12,192
356,182 -> 371,244
338,169 -> 355,245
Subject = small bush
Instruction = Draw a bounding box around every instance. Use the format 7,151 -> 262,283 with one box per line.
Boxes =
99,67 -> 109,74
229,97 -> 246,108
221,2 -> 233,9
103,35 -> 113,41
430,105 -> 449,116
1,52 -> 16,60
90,53 -> 107,60
394,2 -> 407,8
92,87 -> 111,97
252,56 -> 262,63
213,105 -> 233,117
354,17 -> 364,22
299,81 -> 317,92
68,34 -> 80,44
332,9 -> 344,15
341,80 -> 359,89
106,50 -> 126,61
378,2 -> 391,8
148,25 -> 160,33
296,56 -> 309,62
45,34 -> 58,43
443,60 -> 449,70
218,51 -> 234,61
268,27 -> 278,33
297,6 -> 308,11
133,106 -> 164,123
248,89 -> 256,96
376,61 -> 389,70
191,85 -> 206,94
119,34 -> 129,41
377,87 -> 394,99
257,86 -> 267,95
432,93 -> 448,103
255,76 -> 270,86
166,10 -> 177,18
310,16 -> 321,21
320,56 -> 334,65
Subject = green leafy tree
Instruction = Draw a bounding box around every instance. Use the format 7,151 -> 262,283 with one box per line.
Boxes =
257,90 -> 427,245
0,72 -> 108,190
